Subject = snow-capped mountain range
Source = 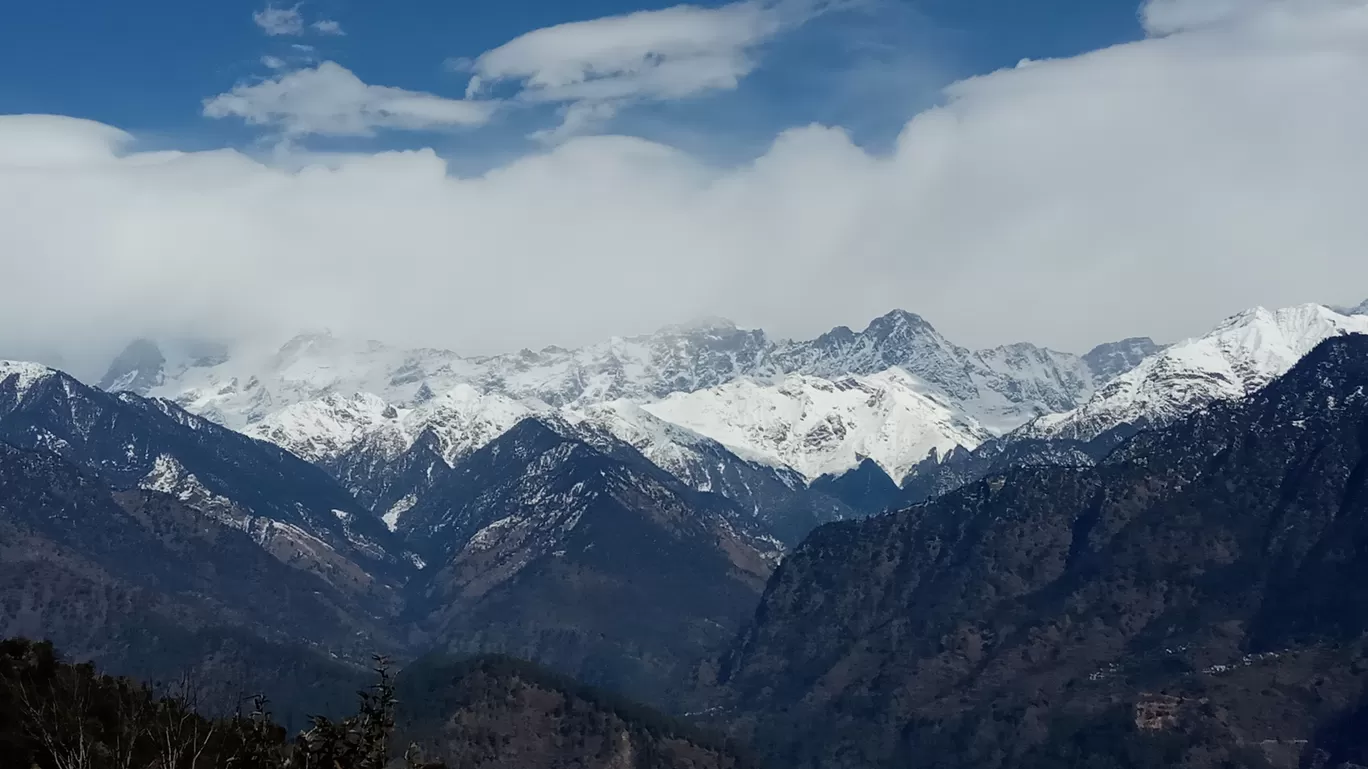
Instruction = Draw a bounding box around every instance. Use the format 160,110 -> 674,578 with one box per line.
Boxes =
1022,304 -> 1368,442
118,310 -> 1126,432
74,301 -> 1368,535
90,310 -> 1157,500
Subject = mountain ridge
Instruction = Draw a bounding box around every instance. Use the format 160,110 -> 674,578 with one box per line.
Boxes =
716,333 -> 1368,769
107,308 -> 1134,446
400,415 -> 779,705
1021,303 -> 1368,443
0,360 -> 411,609
87,309 -> 1157,530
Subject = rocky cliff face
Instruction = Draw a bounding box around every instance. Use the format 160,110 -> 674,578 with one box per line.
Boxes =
1082,336 -> 1165,382
96,338 -> 166,394
717,335 -> 1368,769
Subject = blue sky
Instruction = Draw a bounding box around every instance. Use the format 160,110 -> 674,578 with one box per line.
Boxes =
0,0 -> 1145,165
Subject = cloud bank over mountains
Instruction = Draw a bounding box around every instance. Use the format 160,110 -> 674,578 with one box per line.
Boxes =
4,0 -> 1368,377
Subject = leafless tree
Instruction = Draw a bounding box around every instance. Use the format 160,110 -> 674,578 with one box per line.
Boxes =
109,678 -> 156,769
14,666 -> 96,769
149,672 -> 220,769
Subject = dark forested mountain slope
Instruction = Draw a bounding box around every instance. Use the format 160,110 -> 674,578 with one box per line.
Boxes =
807,457 -> 902,514
0,363 -> 409,605
332,426 -> 452,523
402,417 -> 778,707
719,334 -> 1368,769
652,441 -> 856,547
896,425 -> 1138,509
398,654 -> 761,769
0,442 -> 389,717
0,638 -> 757,769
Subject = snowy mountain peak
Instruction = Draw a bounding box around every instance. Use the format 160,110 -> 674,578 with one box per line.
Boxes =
0,360 -> 58,403
120,308 -> 1129,447
409,385 -> 539,467
1024,303 -> 1368,442
245,384 -> 536,468
770,309 -> 1099,432
864,308 -> 938,337
97,338 -> 166,395
244,392 -> 396,464
564,398 -> 718,478
642,368 -> 992,483
111,308 -> 1196,492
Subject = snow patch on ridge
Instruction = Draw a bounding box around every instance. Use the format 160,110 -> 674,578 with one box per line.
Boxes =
563,399 -> 737,480
245,384 -> 537,467
642,367 -> 991,483
0,360 -> 55,402
382,494 -> 417,532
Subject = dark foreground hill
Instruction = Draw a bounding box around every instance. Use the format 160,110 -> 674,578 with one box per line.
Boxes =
0,638 -> 757,769
397,654 -> 761,769
717,335 -> 1368,769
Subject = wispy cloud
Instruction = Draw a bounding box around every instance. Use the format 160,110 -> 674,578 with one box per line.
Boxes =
203,62 -> 497,137
261,55 -> 287,70
529,101 -> 622,144
461,0 -> 843,141
253,4 -> 343,37
312,19 -> 345,36
253,5 -> 303,36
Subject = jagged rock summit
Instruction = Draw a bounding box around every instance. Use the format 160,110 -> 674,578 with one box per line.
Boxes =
1081,336 -> 1165,382
96,338 -> 165,393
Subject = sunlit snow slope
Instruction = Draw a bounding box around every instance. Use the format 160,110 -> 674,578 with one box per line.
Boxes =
1022,304 -> 1368,442
642,368 -> 991,483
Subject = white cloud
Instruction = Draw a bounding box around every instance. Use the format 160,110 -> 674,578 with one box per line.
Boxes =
261,55 -> 286,70
465,0 -> 838,139
253,5 -> 303,36
5,0 -> 1368,376
202,62 -> 497,136
1141,0 -> 1272,34
0,115 -> 131,167
312,19 -> 345,36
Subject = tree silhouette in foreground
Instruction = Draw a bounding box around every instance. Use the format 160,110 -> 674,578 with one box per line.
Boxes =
0,638 -> 439,769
